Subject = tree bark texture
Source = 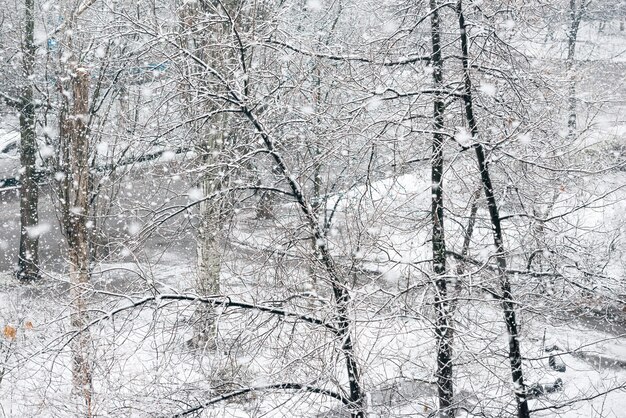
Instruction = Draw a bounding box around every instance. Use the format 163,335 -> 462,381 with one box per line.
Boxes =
193,117 -> 230,348
59,67 -> 94,417
429,1 -> 454,416
566,0 -> 587,140
177,0 -> 234,348
17,0 -> 40,281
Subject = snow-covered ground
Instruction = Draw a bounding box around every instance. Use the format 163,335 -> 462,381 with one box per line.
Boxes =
0,162 -> 624,417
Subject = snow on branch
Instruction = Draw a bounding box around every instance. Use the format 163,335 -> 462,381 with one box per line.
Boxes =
169,383 -> 350,417
65,292 -> 339,346
0,91 -> 22,108
266,39 -> 431,66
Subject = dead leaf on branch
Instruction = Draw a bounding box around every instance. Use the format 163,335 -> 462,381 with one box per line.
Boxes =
3,325 -> 17,340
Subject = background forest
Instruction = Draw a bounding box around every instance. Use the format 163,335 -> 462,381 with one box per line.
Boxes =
0,0 -> 625,417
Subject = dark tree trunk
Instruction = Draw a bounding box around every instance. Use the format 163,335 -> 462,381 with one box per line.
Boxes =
456,2 -> 530,417
17,0 -> 40,282
452,187 -> 481,306
242,108 -> 365,418
457,188 -> 481,276
429,1 -> 454,416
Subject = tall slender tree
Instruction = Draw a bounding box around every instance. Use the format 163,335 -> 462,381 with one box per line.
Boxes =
456,1 -> 530,416
56,65 -> 94,416
52,4 -> 98,410
16,0 -> 40,281
429,0 -> 454,415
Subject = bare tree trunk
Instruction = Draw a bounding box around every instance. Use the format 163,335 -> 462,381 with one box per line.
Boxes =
456,188 -> 481,280
429,1 -> 454,416
456,2 -> 530,417
529,189 -> 559,292
59,67 -> 94,417
307,66 -> 324,290
449,188 -> 481,320
177,0 -> 234,349
566,0 -> 588,140
192,119 -> 229,348
17,0 -> 40,282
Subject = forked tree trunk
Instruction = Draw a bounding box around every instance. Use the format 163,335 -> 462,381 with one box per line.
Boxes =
456,188 -> 481,277
451,187 -> 481,309
59,67 -> 93,416
429,1 -> 454,416
17,0 -> 40,282
456,2 -> 530,417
